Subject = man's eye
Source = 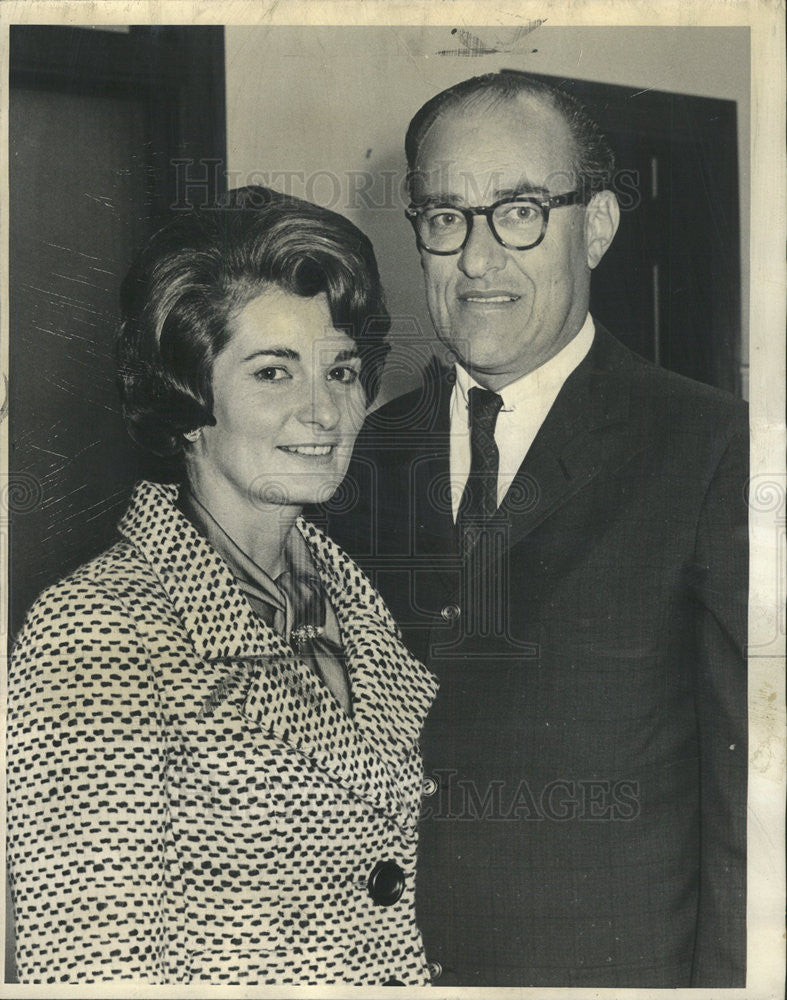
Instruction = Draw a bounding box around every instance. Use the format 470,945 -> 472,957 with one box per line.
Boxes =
499,204 -> 540,224
428,211 -> 462,230
254,366 -> 291,382
328,366 -> 360,384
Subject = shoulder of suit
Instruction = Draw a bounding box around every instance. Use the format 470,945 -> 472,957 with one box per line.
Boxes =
364,362 -> 450,434
593,326 -> 748,433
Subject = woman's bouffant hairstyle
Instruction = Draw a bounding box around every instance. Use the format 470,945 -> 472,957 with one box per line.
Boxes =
405,70 -> 615,203
117,186 -> 390,458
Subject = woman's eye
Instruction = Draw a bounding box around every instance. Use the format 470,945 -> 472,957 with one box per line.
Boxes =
328,366 -> 360,385
254,366 -> 291,382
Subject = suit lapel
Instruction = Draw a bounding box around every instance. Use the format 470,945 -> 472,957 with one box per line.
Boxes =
496,327 -> 637,552
408,366 -> 462,593
399,363 -> 455,550
119,481 -> 267,660
424,329 -> 637,562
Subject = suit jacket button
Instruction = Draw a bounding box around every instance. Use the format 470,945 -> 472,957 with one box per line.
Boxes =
422,775 -> 438,796
441,603 -> 460,622
427,960 -> 443,981
368,860 -> 405,906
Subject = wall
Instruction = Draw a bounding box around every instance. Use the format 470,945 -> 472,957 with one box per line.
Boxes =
226,25 -> 750,399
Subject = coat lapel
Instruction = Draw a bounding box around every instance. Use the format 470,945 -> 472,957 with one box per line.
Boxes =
239,519 -> 438,828
119,482 -> 437,828
298,519 -> 439,757
118,481 -> 266,661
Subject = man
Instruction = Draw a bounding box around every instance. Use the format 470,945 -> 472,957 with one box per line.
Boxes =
323,72 -> 747,987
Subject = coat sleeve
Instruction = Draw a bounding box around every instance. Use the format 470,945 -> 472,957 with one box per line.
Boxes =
7,579 -> 177,983
690,411 -> 749,986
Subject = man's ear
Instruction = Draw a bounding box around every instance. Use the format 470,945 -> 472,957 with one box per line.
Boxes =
585,190 -> 620,269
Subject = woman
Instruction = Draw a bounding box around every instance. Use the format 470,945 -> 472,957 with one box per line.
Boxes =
7,187 -> 438,985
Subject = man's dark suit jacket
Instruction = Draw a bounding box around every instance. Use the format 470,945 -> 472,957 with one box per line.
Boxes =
321,326 -> 748,988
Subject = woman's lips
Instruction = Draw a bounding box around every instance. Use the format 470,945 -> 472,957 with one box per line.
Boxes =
277,444 -> 336,457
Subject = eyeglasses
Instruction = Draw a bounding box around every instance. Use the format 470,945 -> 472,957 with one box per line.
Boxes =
405,191 -> 584,255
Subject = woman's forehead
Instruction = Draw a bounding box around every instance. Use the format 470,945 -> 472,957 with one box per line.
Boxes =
223,289 -> 352,357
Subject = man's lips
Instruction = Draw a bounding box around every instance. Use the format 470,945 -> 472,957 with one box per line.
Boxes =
457,289 -> 521,304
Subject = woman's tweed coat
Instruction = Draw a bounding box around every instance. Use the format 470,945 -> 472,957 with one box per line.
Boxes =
8,481 -> 439,985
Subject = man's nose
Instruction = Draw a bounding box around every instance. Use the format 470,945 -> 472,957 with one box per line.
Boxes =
458,214 -> 507,278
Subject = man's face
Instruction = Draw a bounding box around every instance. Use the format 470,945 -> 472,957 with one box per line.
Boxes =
411,96 -> 597,390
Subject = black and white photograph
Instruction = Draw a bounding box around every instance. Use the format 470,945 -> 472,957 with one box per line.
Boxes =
1,3 -> 784,994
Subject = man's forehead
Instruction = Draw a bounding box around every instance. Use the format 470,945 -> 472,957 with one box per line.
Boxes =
411,96 -> 575,200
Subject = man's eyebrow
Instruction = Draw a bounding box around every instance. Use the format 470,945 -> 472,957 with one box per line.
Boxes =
417,184 -> 548,207
242,347 -> 299,362
417,193 -> 466,208
492,183 -> 548,200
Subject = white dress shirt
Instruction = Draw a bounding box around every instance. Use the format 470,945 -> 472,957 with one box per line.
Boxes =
449,314 -> 595,520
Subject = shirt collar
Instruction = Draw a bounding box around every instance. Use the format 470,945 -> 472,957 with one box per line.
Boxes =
454,313 -> 595,413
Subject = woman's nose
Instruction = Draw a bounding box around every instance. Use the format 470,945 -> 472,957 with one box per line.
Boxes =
459,214 -> 507,279
300,379 -> 341,428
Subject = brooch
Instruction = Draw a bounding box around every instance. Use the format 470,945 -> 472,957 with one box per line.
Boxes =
290,623 -> 324,647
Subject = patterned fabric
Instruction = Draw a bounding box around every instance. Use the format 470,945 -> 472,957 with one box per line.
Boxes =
7,481 -> 439,985
177,486 -> 351,713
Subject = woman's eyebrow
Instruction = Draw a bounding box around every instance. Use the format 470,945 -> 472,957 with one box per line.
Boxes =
242,347 -> 299,362
333,348 -> 360,363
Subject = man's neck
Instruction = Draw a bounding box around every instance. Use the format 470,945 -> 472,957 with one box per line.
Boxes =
456,313 -> 595,394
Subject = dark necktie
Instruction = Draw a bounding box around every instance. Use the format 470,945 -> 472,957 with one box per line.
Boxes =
457,386 -> 504,548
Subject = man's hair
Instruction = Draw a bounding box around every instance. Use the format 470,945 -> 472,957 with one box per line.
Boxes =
117,186 -> 390,458
405,70 -> 615,202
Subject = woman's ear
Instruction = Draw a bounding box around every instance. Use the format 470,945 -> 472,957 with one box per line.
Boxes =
585,190 -> 620,269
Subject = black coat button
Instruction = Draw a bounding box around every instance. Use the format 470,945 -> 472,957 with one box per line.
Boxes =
368,859 -> 405,906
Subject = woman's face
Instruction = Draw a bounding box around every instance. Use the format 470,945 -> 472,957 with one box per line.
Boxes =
187,286 -> 366,513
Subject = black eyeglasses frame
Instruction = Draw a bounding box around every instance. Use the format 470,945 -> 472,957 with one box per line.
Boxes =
404,190 -> 584,255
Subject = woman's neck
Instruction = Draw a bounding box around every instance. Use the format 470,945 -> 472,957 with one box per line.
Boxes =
183,472 -> 300,579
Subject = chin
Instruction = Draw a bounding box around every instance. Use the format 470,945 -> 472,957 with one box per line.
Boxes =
249,469 -> 347,509
297,478 -> 347,508
309,478 -> 346,505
